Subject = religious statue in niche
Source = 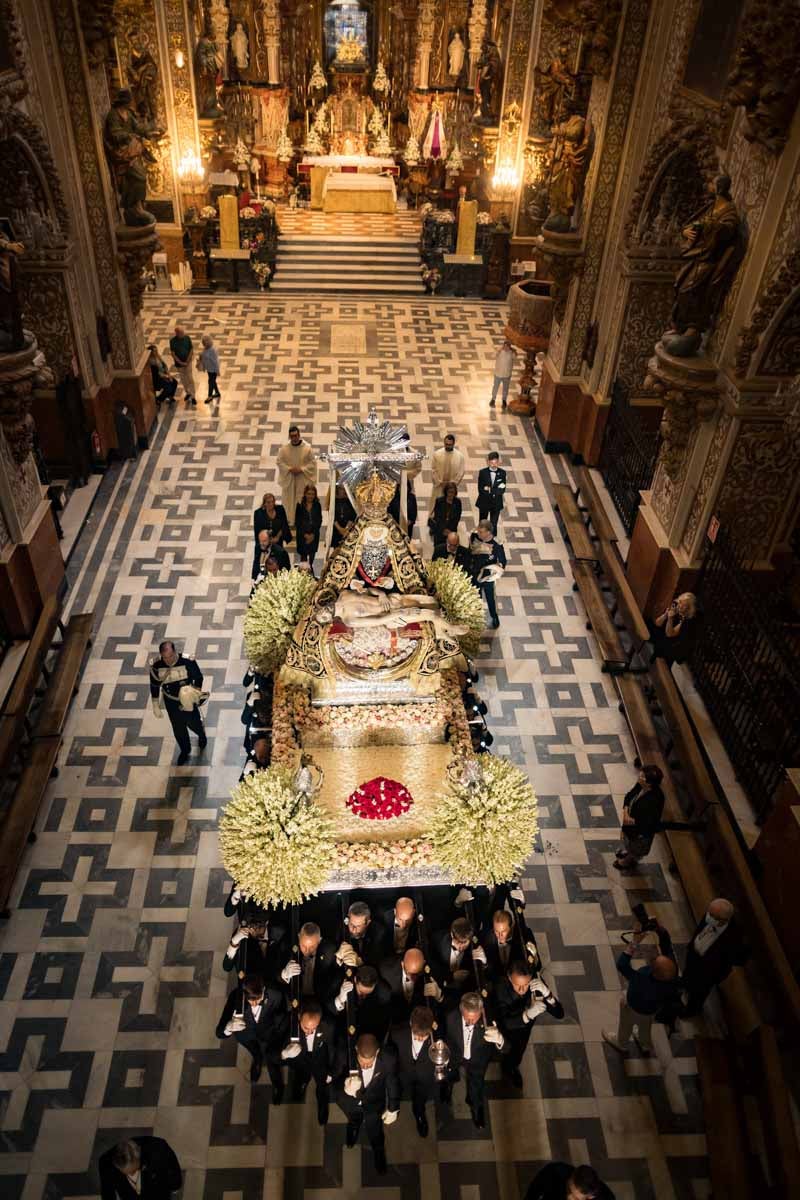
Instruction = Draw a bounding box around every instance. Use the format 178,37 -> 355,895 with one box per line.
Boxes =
448,30 -> 466,80
476,41 -> 502,125
0,222 -> 25,353
542,102 -> 593,233
195,23 -> 224,118
662,174 -> 746,358
127,30 -> 159,125
231,21 -> 250,72
103,88 -> 164,226
535,42 -> 575,133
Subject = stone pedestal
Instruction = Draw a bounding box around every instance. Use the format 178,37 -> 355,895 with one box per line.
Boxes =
535,360 -> 611,463
505,280 -> 554,417
115,221 -> 161,318
186,222 -> 212,292
626,496 -> 700,617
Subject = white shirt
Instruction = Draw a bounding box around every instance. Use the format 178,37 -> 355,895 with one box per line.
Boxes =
361,1061 -> 376,1087
127,1171 -> 142,1195
249,1003 -> 263,1024
449,944 -> 465,971
494,346 -> 514,378
305,1031 -> 316,1052
411,1035 -> 427,1061
489,469 -> 497,487
693,917 -> 726,957
462,1019 -> 475,1060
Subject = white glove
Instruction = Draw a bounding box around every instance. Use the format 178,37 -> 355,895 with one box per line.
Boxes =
335,980 -> 354,1010
224,1017 -> 244,1036
382,1109 -> 398,1125
484,1026 -> 504,1048
231,926 -> 248,946
336,943 -> 358,967
423,979 -> 442,1001
510,886 -> 525,903
531,979 -> 551,999
526,941 -> 539,961
454,888 -> 474,908
524,1000 -> 547,1023
281,961 -> 302,983
151,696 -> 163,718
472,946 -> 487,965
343,1075 -> 362,1097
325,1075 -> 332,1083
281,1042 -> 302,1059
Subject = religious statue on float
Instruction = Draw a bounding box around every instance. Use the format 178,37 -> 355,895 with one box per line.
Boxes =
662,174 -> 746,358
103,87 -> 164,226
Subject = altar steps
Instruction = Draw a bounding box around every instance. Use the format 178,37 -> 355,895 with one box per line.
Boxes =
270,235 -> 426,296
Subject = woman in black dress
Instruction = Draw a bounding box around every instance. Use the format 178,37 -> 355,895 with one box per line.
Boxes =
614,765 -> 665,872
428,481 -> 462,547
647,592 -> 697,665
331,484 -> 356,548
295,484 -> 323,571
253,492 -> 291,547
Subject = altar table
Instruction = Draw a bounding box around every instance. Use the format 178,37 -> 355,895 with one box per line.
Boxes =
322,172 -> 397,214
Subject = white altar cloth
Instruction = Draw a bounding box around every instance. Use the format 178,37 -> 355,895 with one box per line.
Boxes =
322,172 -> 397,213
302,155 -> 396,170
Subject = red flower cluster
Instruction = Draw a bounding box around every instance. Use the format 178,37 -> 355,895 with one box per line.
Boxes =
347,776 -> 414,820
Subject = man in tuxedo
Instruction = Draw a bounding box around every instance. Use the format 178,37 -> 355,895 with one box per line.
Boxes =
432,531 -> 473,573
476,451 -> 507,535
524,1162 -> 616,1200
393,1005 -> 438,1137
215,973 -> 288,1094
381,947 -> 443,1023
222,915 -> 282,979
252,529 -> 290,580
481,909 -> 516,980
99,1137 -> 182,1200
432,916 -> 487,1004
680,898 -> 748,1016
444,991 -> 505,1128
341,900 -> 385,968
278,921 -> 342,1004
469,520 -> 507,628
332,964 -> 392,1041
381,895 -> 419,957
495,961 -> 565,1088
280,1000 -> 339,1124
336,1033 -> 401,1175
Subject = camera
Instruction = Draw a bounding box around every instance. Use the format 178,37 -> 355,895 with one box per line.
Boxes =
631,902 -> 658,933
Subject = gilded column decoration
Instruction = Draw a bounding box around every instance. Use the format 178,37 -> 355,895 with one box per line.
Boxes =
77,0 -> 117,67
467,0 -> 487,89
162,0 -> 201,174
209,0 -> 231,77
681,409 -> 732,554
254,0 -> 282,85
116,5 -> 175,211
734,248 -> 800,378
725,2 -> 800,155
415,0 -> 437,90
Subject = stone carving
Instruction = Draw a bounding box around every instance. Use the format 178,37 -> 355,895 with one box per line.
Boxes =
254,0 -> 281,85
448,31 -> 466,79
210,1 -> 231,74
533,235 -> 584,323
645,342 -> 720,481
682,410 -> 732,555
725,2 -> 800,155
0,331 -> 45,462
758,291 -> 800,378
625,115 -> 719,249
542,104 -> 593,233
116,221 -> 160,317
0,0 -> 28,103
77,0 -> 117,67
715,417 -> 800,561
416,0 -> 437,90
0,105 -> 71,238
231,21 -> 250,71
476,41 -> 502,124
0,230 -> 25,352
127,29 -> 159,125
734,247 -> 800,378
467,0 -> 488,86
195,24 -> 224,118
544,0 -> 623,78
535,42 -> 576,133
103,88 -> 163,227
615,280 -> 674,396
662,175 -> 746,359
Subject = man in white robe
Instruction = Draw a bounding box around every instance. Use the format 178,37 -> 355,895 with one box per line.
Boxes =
277,425 -> 317,531
431,433 -> 465,496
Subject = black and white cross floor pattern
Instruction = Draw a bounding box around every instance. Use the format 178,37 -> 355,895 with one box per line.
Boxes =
0,297 -> 710,1200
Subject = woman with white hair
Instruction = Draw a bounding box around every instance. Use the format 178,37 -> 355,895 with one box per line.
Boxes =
648,591 -> 698,665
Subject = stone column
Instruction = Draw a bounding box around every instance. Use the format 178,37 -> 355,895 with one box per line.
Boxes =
415,0 -> 436,90
255,0 -> 282,85
467,0 -> 487,90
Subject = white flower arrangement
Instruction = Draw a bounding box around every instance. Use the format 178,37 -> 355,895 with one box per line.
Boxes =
276,127 -> 294,162
305,126 -> 325,155
447,146 -> 464,173
369,107 -> 384,136
240,206 -> 257,219
373,130 -> 392,157
372,60 -> 389,93
426,558 -> 485,655
335,838 -> 432,870
243,570 -> 318,676
309,60 -> 327,91
404,133 -> 421,166
477,211 -> 493,224
220,767 -> 337,906
430,755 -> 538,886
200,205 -> 217,219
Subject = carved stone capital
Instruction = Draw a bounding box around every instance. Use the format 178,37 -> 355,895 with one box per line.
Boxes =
645,341 -> 720,481
534,231 -> 584,323
115,220 -> 160,317
725,3 -> 800,154
0,332 -> 42,464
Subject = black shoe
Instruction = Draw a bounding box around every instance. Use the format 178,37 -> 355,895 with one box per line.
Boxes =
489,399 -> 496,407
491,617 -> 500,628
271,1080 -> 283,1105
471,1105 -> 486,1129
198,734 -> 208,749
345,1122 -> 359,1148
205,397 -> 212,404
505,1066 -> 523,1089
250,1059 -> 262,1083
374,1148 -> 388,1175
317,1102 -> 329,1126
415,1112 -> 429,1137
177,751 -> 189,766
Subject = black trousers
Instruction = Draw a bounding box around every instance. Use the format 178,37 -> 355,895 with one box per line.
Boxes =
479,509 -> 501,536
405,1078 -> 436,1118
207,372 -> 220,398
235,1033 -> 283,1089
287,1060 -> 329,1107
155,377 -> 178,403
504,1026 -> 532,1070
165,699 -> 205,756
480,582 -> 498,621
347,1108 -> 385,1154
447,1064 -> 487,1110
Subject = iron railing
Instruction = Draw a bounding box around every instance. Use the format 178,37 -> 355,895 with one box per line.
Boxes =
691,528 -> 800,822
598,380 -> 661,536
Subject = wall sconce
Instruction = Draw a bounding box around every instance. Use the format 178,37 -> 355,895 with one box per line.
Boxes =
174,48 -> 185,69
177,149 -> 205,218
491,163 -> 520,200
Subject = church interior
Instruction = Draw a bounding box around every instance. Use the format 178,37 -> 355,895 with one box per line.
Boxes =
1,1 -> 800,1198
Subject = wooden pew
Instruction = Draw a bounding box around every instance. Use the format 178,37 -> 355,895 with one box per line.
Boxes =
598,541 -> 651,669
573,465 -> 618,544
553,484 -> 597,562
0,737 -> 61,916
0,596 -> 61,776
34,613 -> 93,738
571,561 -> 627,673
753,1024 -> 800,1192
695,1039 -> 757,1199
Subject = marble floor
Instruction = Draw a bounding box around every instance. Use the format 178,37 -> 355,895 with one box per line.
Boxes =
0,297 -> 710,1199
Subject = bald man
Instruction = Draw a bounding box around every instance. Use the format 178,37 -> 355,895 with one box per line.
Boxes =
681,899 -> 748,1016
381,896 -> 419,956
380,947 -> 442,1022
603,919 -> 678,1055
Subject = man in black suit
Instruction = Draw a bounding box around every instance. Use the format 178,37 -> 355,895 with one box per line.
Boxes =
332,964 -> 392,1041
336,1033 -> 401,1175
481,909 -> 517,981
148,640 -> 207,765
280,1000 -> 339,1124
252,529 -> 290,580
215,973 -> 288,1095
432,531 -> 473,573
393,1005 -> 438,1137
340,900 -> 386,968
443,991 -> 506,1128
381,947 -> 443,1023
680,898 -> 748,1016
278,921 -> 342,1005
469,520 -> 507,628
381,895 -> 419,957
476,451 -> 507,535
222,914 -> 283,979
495,961 -> 564,1088
99,1137 -> 182,1200
432,916 -> 488,1005
524,1162 -> 616,1200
